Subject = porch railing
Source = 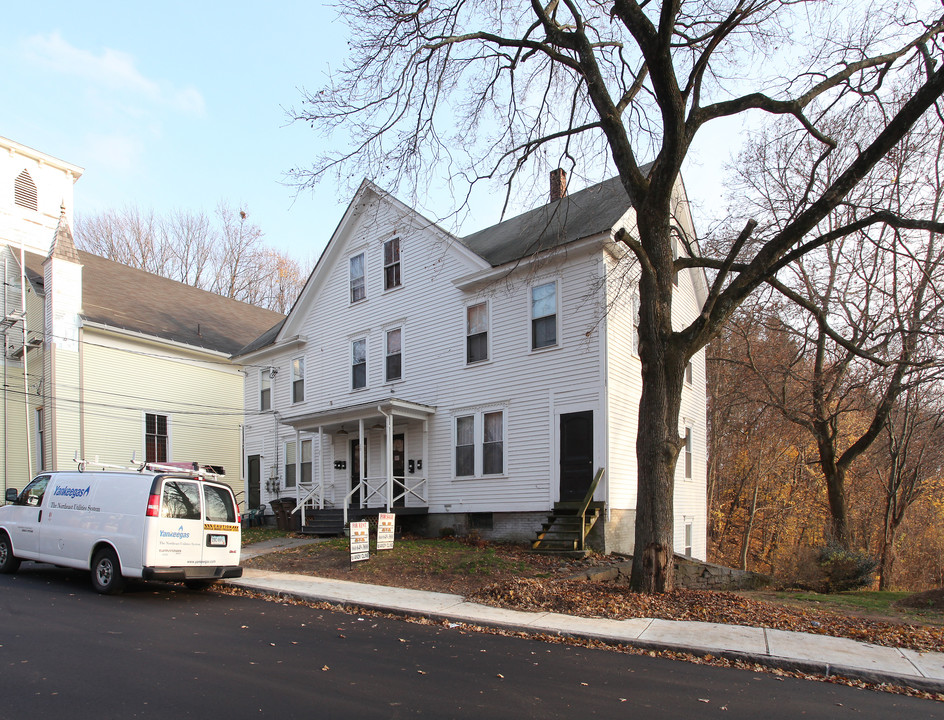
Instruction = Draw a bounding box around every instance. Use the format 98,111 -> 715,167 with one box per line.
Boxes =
341,474 -> 428,526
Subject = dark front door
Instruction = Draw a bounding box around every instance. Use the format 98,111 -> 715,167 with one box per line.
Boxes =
248,455 -> 261,509
392,433 -> 405,508
350,439 -> 361,506
560,411 -> 593,502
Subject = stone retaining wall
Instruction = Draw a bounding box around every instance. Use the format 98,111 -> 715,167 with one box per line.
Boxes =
572,555 -> 772,591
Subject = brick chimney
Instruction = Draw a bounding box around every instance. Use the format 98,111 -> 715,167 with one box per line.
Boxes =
549,168 -> 568,203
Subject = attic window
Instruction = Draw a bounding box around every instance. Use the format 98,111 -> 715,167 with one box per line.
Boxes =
15,170 -> 38,211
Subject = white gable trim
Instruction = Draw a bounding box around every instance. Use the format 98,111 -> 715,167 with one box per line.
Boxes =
278,180 -> 488,341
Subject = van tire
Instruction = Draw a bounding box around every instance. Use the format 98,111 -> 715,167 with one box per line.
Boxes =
91,548 -> 126,595
0,532 -> 20,574
184,579 -> 218,591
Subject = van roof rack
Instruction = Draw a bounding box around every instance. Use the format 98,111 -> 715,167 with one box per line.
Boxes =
73,452 -> 225,480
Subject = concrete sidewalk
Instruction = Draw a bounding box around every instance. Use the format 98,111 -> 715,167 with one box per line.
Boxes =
227,546 -> 944,694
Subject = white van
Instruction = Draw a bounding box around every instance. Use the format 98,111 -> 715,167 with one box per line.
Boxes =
0,470 -> 242,594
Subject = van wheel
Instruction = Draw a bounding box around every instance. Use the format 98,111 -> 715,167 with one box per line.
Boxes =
0,532 -> 20,574
91,548 -> 126,595
184,579 -> 218,591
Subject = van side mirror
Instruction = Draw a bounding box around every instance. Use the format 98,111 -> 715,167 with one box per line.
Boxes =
5,488 -> 18,503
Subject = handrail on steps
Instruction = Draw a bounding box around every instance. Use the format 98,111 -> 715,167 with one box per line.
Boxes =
577,468 -> 605,549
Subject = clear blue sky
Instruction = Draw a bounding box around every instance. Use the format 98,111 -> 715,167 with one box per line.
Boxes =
2,2 -> 731,265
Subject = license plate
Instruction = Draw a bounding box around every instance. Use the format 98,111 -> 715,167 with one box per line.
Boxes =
207,534 -> 227,547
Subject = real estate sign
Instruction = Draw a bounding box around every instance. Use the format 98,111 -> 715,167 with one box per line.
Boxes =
350,521 -> 370,563
377,513 -> 395,550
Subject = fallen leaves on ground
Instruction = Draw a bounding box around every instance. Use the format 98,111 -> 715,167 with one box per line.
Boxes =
468,579 -> 944,653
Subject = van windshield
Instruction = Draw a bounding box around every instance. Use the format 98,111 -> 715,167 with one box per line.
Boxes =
204,485 -> 236,523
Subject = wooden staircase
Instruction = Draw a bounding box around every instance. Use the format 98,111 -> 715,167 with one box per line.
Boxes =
532,468 -> 605,557
301,509 -> 345,536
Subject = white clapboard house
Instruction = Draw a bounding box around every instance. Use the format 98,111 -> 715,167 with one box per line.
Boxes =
236,171 -> 707,556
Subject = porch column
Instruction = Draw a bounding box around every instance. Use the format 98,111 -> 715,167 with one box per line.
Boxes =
294,427 -> 300,505
385,411 -> 394,510
358,419 -> 365,508
423,418 -> 429,496
318,426 -> 325,509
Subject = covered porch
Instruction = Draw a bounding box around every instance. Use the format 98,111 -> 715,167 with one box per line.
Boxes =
278,398 -> 435,530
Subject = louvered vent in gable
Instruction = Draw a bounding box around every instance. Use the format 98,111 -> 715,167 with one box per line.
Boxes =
14,170 -> 38,211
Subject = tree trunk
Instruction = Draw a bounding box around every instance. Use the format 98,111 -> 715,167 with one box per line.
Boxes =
629,207 -> 686,593
740,484 -> 759,571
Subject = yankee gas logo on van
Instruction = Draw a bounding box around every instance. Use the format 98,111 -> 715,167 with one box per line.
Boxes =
54,485 -> 91,499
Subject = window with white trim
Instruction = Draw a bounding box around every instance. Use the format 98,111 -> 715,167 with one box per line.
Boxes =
683,427 -> 693,480
383,237 -> 401,290
631,291 -> 640,355
35,407 -> 45,472
350,252 -> 366,303
454,408 -> 506,478
260,369 -> 272,411
352,338 -> 367,389
685,360 -> 693,385
385,328 -> 402,382
531,281 -> 558,350
482,412 -> 504,475
301,439 -> 313,484
455,416 -> 475,477
292,357 -> 305,403
684,518 -> 694,556
284,440 -> 297,488
146,413 -> 169,463
466,302 -> 488,364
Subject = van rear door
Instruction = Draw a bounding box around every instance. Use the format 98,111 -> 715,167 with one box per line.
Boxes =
200,483 -> 241,567
153,477 -> 204,566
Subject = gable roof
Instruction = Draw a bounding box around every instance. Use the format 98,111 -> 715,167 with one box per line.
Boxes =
459,175 -> 634,266
22,249 -> 284,357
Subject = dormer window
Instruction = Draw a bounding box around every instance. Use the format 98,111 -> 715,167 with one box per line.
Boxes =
15,170 -> 37,211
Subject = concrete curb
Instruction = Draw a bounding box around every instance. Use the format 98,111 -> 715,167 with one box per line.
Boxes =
226,577 -> 944,695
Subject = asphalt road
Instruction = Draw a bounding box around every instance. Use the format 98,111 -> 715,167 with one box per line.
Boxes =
1,563 -> 942,719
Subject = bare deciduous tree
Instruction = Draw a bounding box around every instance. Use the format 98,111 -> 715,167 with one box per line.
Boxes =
290,0 -> 944,591
75,204 -> 308,314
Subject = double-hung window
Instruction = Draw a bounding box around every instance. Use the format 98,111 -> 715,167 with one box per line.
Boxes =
683,427 -> 693,480
631,291 -> 640,355
352,338 -> 367,389
300,439 -> 313,484
350,252 -> 366,303
482,412 -> 504,475
292,357 -> 305,403
455,416 -> 475,477
385,328 -> 402,382
531,281 -> 558,349
466,302 -> 488,364
284,439 -> 312,488
260,370 -> 272,410
146,413 -> 169,463
454,409 -> 505,477
284,441 -> 297,488
383,237 -> 401,290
